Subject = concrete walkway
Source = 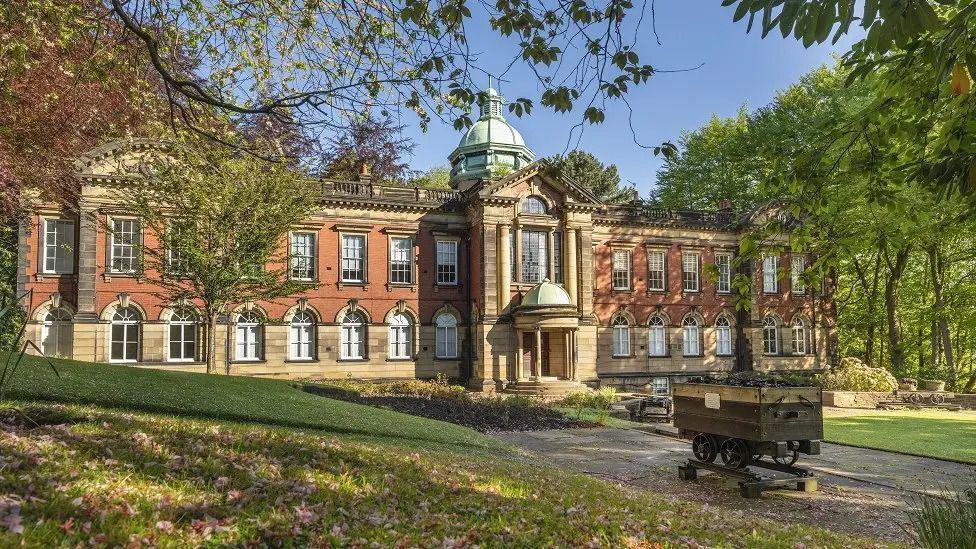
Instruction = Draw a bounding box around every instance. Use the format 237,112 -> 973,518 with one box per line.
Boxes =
493,427 -> 976,544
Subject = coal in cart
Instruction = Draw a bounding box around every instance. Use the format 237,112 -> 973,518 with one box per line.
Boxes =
672,381 -> 823,498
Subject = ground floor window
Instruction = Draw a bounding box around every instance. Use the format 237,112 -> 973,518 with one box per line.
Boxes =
41,308 -> 73,358
341,312 -> 366,359
682,317 -> 700,356
648,316 -> 667,357
290,310 -> 316,360
435,313 -> 457,358
651,377 -> 669,396
763,317 -> 779,355
168,310 -> 197,361
236,311 -> 264,361
110,307 -> 141,362
716,316 -> 732,356
389,313 -> 412,359
612,316 -> 630,357
792,317 -> 810,355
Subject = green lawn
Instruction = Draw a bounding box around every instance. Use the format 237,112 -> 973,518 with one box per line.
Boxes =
824,408 -> 976,464
0,354 -> 891,547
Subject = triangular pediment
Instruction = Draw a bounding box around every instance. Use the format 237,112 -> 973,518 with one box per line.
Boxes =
74,138 -> 169,181
476,159 -> 603,207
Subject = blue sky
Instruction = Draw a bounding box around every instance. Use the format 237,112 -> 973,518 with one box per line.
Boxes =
400,2 -> 861,197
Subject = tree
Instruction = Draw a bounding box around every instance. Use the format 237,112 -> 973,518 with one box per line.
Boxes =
115,137 -> 316,374
322,116 -> 415,183
548,150 -> 630,203
410,166 -> 453,190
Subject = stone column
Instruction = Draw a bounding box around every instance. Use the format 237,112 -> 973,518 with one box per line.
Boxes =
497,225 -> 511,314
571,329 -> 578,380
565,228 -> 578,307
515,330 -> 523,380
513,226 -> 522,284
547,229 -> 555,281
534,326 -> 542,378
564,330 -> 571,380
75,200 -> 99,319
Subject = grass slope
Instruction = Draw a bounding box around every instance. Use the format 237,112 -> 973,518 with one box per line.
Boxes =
0,355 -> 892,547
824,409 -> 976,464
1,354 -> 499,452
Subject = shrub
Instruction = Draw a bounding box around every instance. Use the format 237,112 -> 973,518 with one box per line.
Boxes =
559,390 -> 593,419
817,357 -> 898,392
907,485 -> 976,548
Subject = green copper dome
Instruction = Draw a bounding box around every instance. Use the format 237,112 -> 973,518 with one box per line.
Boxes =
448,87 -> 534,188
521,279 -> 572,307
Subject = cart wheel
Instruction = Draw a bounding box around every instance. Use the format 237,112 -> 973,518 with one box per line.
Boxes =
774,450 -> 799,466
692,434 -> 718,462
908,392 -> 923,405
720,438 -> 751,469
930,393 -> 946,405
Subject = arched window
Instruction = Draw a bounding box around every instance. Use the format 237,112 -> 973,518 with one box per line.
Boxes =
290,310 -> 316,360
110,306 -> 141,362
389,313 -> 412,359
41,307 -> 73,358
763,317 -> 780,355
792,317 -> 810,355
648,316 -> 667,357
340,312 -> 366,360
236,311 -> 264,361
612,316 -> 630,357
683,316 -> 701,356
435,313 -> 458,359
716,316 -> 733,356
169,309 -> 197,362
521,196 -> 548,215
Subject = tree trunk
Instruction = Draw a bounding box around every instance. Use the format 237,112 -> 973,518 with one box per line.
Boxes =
207,311 -> 219,374
884,243 -> 911,376
927,245 -> 956,388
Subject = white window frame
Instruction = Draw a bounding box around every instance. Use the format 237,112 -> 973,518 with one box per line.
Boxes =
165,219 -> 189,276
389,236 -> 414,285
289,310 -> 316,360
716,316 -> 733,356
436,240 -> 459,286
109,217 -> 140,274
682,251 -> 700,292
611,249 -> 631,291
340,233 -> 367,283
792,317 -> 809,355
647,249 -> 666,291
791,255 -> 806,295
612,316 -> 631,357
388,313 -> 413,359
290,231 -> 317,281
435,313 -> 458,359
235,311 -> 264,361
763,254 -> 779,294
41,307 -> 73,358
682,317 -> 701,357
715,252 -> 732,294
110,306 -> 141,363
648,316 -> 667,357
651,377 -> 670,396
340,312 -> 366,360
41,218 -> 75,275
168,310 -> 197,362
762,317 -> 779,355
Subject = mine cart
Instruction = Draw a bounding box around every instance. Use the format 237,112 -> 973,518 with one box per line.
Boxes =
672,382 -> 823,468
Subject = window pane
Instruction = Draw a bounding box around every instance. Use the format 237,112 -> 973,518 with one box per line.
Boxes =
341,234 -> 365,282
436,241 -> 458,285
44,219 -> 75,274
682,252 -> 699,292
716,253 -> 731,293
647,251 -> 665,291
111,219 -> 140,273
390,237 -> 413,284
552,232 -> 562,283
291,233 -> 316,280
612,250 -> 630,290
763,255 -> 779,293
791,256 -> 806,293
521,231 -> 547,283
522,196 -> 547,214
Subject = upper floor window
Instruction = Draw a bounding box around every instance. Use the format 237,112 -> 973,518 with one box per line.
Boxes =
110,218 -> 140,274
521,196 -> 548,215
168,309 -> 198,362
435,313 -> 458,358
648,315 -> 667,357
682,251 -> 700,292
42,219 -> 75,274
682,317 -> 701,356
762,316 -> 780,355
390,237 -> 413,285
792,317 -> 810,355
715,252 -> 732,294
647,250 -> 666,291
763,254 -> 779,293
612,316 -> 630,357
611,249 -> 631,291
341,234 -> 366,283
552,231 -> 562,283
521,231 -> 548,283
716,316 -> 733,356
165,220 -> 190,275
290,232 -> 317,281
436,240 -> 458,285
791,255 -> 806,294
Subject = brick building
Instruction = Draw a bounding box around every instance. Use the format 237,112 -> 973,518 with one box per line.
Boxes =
18,88 -> 835,393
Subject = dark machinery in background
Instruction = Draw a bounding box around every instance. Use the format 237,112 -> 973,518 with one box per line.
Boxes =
623,395 -> 673,422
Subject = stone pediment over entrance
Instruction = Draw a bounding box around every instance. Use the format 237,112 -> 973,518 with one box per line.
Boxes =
474,159 -> 603,208
74,138 -> 170,183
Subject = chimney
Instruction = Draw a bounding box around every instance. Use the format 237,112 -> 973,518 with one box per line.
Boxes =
631,188 -> 640,204
358,163 -> 372,182
718,199 -> 732,210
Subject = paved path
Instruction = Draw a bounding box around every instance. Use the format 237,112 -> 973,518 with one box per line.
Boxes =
493,427 -> 976,544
